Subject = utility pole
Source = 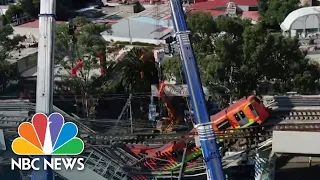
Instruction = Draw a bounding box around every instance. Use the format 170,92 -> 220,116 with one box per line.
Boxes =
33,0 -> 56,179
129,94 -> 133,133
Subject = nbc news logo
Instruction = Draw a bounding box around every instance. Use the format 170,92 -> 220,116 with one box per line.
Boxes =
11,113 -> 85,171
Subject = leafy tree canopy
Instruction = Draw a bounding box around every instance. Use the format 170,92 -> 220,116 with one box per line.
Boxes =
55,16 -> 111,117
55,16 -> 111,65
116,47 -> 159,93
162,56 -> 184,83
162,12 -> 320,105
0,25 -> 26,89
186,12 -> 216,53
258,0 -> 301,29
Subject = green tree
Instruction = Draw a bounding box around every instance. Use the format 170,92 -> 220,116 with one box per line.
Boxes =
243,23 -> 319,94
215,17 -> 251,37
5,5 -> 23,23
0,15 -> 8,25
20,0 -> 39,18
55,16 -> 112,117
0,25 -> 26,90
163,14 -> 320,103
200,17 -> 251,98
186,11 -> 217,54
162,56 -> 184,84
257,0 -> 268,14
115,47 -> 159,121
163,12 -> 220,84
258,0 -> 300,29
117,47 -> 159,93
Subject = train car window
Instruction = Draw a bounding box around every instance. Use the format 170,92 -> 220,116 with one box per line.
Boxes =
239,111 -> 246,118
234,110 -> 250,126
234,113 -> 241,122
217,119 -> 231,130
249,104 -> 259,117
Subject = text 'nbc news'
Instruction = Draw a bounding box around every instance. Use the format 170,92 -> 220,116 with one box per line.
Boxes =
11,158 -> 85,170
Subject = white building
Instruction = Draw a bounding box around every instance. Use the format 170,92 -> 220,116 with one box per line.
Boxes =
101,3 -> 173,45
281,6 -> 320,37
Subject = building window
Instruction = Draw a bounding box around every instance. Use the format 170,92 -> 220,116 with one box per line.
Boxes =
217,119 -> 231,130
248,6 -> 258,11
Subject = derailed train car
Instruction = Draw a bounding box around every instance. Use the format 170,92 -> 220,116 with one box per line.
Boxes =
211,95 -> 269,131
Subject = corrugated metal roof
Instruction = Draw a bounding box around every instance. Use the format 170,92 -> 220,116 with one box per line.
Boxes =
15,20 -> 66,28
131,16 -> 172,27
101,19 -> 172,39
233,0 -> 258,6
189,0 -> 230,10
130,3 -> 171,19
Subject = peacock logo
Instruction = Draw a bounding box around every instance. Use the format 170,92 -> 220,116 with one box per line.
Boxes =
12,113 -> 84,155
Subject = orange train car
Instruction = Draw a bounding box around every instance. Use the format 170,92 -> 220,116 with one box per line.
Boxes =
210,95 -> 269,131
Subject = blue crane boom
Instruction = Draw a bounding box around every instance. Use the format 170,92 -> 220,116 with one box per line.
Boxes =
168,0 -> 225,179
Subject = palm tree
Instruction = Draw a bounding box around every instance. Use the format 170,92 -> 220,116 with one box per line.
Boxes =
117,47 -> 159,93
92,59 -> 120,94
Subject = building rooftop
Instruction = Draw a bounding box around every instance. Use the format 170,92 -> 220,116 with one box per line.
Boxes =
15,20 -> 67,28
104,0 -> 168,5
101,18 -> 172,40
189,9 -> 227,16
130,16 -> 172,27
130,3 -> 171,19
232,0 -> 258,6
242,11 -> 260,21
187,0 -> 260,20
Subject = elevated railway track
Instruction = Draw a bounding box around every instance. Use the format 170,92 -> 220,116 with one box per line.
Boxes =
0,97 -> 320,179
1,101 -> 320,148
81,123 -> 320,146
